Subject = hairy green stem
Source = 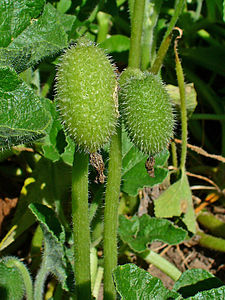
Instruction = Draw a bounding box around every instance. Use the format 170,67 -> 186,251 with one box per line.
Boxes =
175,39 -> 187,171
72,150 -> 91,299
128,0 -> 146,68
171,141 -> 178,170
138,250 -> 181,281
6,257 -> 33,300
150,34 -> 172,75
34,264 -> 49,300
103,127 -> 122,300
150,0 -> 185,74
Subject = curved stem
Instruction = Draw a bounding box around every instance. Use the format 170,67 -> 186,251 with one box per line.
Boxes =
34,264 -> 49,300
128,0 -> 146,68
72,150 -> 91,299
6,257 -> 33,300
103,126 -> 122,300
150,0 -> 185,74
175,38 -> 187,172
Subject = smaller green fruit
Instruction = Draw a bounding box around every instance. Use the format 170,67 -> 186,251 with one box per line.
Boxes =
120,71 -> 174,154
55,38 -> 118,153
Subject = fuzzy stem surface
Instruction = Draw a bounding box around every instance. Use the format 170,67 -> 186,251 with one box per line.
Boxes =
103,126 -> 122,300
150,0 -> 185,74
128,0 -> 146,68
34,264 -> 49,300
175,37 -> 187,172
6,257 -> 33,300
72,150 -> 91,299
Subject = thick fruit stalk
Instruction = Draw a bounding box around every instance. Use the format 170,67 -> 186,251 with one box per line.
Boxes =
55,38 -> 118,299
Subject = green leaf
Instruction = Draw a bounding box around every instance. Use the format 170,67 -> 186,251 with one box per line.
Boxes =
0,3 -> 68,73
167,83 -> 197,118
57,0 -> 72,14
0,260 -> 24,300
173,269 -> 224,298
187,286 -> 225,299
118,214 -> 187,253
0,66 -> 51,149
29,203 -> 74,291
154,172 -> 196,233
11,158 -> 72,241
122,129 -> 169,196
113,264 -> 181,299
0,0 -> 45,47
41,100 -> 75,164
100,35 -> 130,53
29,203 -> 65,243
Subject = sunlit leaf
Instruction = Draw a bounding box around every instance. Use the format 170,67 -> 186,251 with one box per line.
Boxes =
154,172 -> 196,233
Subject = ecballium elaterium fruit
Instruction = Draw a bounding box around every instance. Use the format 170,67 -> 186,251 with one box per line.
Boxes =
56,38 -> 118,153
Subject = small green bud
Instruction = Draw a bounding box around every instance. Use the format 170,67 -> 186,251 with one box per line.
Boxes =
120,71 -> 174,154
55,38 -> 118,153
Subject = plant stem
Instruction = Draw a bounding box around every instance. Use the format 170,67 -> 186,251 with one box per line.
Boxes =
97,12 -> 111,43
197,212 -> 225,239
150,34 -> 172,75
93,267 -> 104,299
128,0 -> 146,68
150,0 -> 185,74
103,126 -> 122,300
174,36 -> 187,172
171,141 -> 178,170
191,113 -> 225,121
197,230 -> 225,252
6,257 -> 33,300
72,150 -> 91,299
138,250 -> 181,281
34,264 -> 49,300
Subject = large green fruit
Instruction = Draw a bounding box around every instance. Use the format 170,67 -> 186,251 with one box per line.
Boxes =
120,70 -> 174,154
55,38 -> 118,153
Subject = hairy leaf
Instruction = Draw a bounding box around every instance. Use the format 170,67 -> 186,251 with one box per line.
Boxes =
118,214 -> 187,252
29,203 -> 73,291
0,3 -> 67,73
0,66 -> 51,148
0,0 -> 45,47
113,264 -> 181,299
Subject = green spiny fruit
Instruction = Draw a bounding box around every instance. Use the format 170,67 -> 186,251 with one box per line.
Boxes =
120,70 -> 174,154
55,38 -> 118,153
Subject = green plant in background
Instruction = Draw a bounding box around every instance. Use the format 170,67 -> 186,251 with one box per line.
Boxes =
0,0 -> 225,299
